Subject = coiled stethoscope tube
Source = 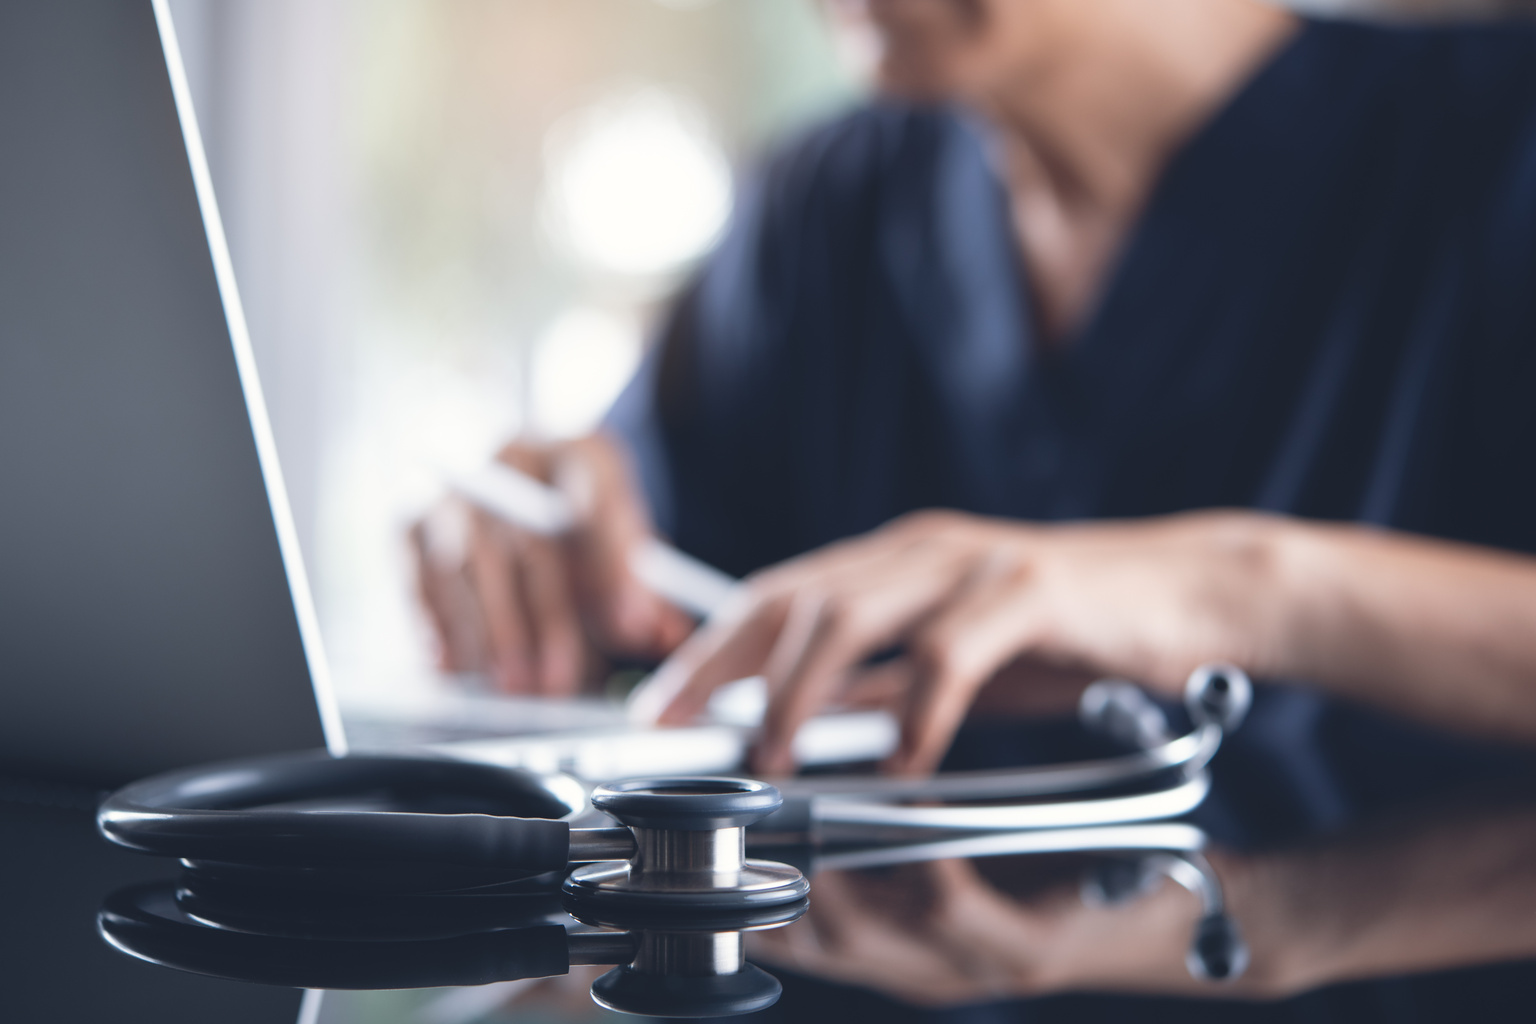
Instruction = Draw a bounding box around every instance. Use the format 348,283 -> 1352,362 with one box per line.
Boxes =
760,664 -> 1251,838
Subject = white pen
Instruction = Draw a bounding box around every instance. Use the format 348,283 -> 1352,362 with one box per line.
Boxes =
449,461 -> 897,746
449,461 -> 754,724
448,461 -> 738,619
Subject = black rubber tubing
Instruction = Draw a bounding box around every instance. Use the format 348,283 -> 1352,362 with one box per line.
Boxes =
97,752 -> 573,872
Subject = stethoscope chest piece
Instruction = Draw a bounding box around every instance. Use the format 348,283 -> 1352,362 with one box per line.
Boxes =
563,778 -> 810,911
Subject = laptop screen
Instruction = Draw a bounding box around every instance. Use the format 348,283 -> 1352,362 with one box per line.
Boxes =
0,0 -> 339,785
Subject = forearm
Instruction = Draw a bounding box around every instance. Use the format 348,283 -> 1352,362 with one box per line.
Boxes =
1265,518 -> 1536,742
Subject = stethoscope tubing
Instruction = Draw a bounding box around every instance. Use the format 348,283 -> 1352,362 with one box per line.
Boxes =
98,668 -> 1252,880
807,769 -> 1210,832
98,756 -> 1211,873
775,723 -> 1220,802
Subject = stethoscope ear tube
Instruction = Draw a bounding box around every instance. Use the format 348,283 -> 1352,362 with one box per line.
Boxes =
98,753 -> 578,872
1185,664 -> 1252,732
104,804 -> 570,870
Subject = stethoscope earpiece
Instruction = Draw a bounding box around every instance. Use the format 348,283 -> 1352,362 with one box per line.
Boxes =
1185,664 -> 1253,732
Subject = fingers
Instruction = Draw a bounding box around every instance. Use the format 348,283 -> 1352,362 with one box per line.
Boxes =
632,596 -> 791,726
466,507 -> 537,693
639,529 -> 983,772
750,594 -> 870,774
448,500 -> 585,696
891,562 -> 1044,774
637,515 -> 1052,777
414,433 -> 691,695
556,435 -> 692,656
635,550 -> 882,728
513,527 -> 586,696
836,656 -> 913,709
480,441 -> 588,694
750,538 -> 991,772
971,657 -> 1094,717
409,506 -> 488,673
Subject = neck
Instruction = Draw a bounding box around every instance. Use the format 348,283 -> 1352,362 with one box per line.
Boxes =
968,0 -> 1299,340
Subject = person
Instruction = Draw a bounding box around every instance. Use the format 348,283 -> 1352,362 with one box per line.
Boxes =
413,0 -> 1536,839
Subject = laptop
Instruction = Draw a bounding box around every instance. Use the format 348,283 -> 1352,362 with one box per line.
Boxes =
0,0 -> 893,789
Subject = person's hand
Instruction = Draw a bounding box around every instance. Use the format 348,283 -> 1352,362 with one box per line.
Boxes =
409,433 -> 693,695
631,509 -> 1295,774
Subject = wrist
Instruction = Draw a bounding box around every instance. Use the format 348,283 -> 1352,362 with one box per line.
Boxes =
1259,515 -> 1354,684
1179,510 -> 1315,684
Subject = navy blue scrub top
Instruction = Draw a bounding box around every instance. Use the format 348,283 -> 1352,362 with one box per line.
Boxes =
609,19 -> 1536,845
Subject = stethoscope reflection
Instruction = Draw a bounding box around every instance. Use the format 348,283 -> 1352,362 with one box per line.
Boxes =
756,792 -> 1536,1009
773,821 -> 1245,983
99,879 -> 803,1018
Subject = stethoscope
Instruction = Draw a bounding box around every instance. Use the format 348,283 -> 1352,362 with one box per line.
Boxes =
100,822 -> 1241,1018
98,665 -> 1252,981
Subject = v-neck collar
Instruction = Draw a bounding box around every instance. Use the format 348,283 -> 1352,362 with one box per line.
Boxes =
1065,19 -> 1366,453
1048,19 -> 1318,362
881,20 -> 1354,516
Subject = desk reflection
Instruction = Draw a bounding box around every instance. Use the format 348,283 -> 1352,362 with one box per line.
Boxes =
11,776 -> 1536,1022
751,792 -> 1536,1009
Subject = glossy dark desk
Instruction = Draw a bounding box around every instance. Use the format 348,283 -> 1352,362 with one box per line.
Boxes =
0,782 -> 301,1023
5,773 -> 1536,1024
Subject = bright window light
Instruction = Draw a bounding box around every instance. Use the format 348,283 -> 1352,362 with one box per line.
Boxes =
541,88 -> 733,276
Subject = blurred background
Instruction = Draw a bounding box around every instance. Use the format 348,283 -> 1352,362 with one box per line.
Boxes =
165,0 -> 1536,709
169,0 -> 861,706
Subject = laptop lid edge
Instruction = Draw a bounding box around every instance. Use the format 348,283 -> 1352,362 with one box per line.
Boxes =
151,0 -> 348,757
